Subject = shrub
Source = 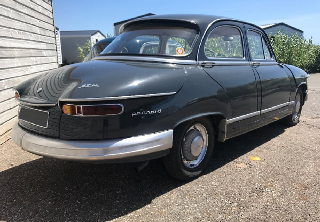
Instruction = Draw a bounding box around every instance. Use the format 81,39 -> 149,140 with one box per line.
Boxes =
269,31 -> 320,73
77,40 -> 92,62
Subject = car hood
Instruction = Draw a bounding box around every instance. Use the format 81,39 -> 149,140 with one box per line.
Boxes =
16,60 -> 187,105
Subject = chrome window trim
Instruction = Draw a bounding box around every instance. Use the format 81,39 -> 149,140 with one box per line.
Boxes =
59,92 -> 176,103
203,25 -> 246,60
18,105 -> 49,128
196,18 -> 234,62
227,101 -> 295,124
93,56 -> 197,65
247,29 -> 275,61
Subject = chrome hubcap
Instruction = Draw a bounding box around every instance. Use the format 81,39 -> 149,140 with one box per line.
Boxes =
190,136 -> 204,157
295,100 -> 301,113
181,123 -> 208,169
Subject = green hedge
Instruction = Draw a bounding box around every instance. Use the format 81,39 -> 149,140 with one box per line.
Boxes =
269,31 -> 320,73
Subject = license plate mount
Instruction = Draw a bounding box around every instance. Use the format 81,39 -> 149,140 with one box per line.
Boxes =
19,106 -> 49,128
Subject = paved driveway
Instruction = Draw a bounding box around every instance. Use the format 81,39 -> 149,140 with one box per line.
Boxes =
1,74 -> 320,221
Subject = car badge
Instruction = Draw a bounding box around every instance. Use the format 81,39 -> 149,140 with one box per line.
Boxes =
78,84 -> 99,89
132,109 -> 161,117
37,88 -> 42,93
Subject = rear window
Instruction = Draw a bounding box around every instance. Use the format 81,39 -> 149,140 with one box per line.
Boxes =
101,26 -> 198,57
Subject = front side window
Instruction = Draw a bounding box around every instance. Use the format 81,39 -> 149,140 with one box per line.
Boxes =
204,26 -> 244,59
101,26 -> 198,57
247,30 -> 272,60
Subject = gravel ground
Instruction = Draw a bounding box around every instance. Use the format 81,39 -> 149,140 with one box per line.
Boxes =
1,74 -> 320,222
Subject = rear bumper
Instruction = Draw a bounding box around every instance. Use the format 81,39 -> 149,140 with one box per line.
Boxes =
12,122 -> 173,163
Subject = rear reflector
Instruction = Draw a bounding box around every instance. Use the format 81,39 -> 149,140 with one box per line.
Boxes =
14,90 -> 20,99
62,104 -> 124,116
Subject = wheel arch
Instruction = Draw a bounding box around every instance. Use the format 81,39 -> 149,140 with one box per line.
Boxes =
297,82 -> 308,105
173,112 -> 227,142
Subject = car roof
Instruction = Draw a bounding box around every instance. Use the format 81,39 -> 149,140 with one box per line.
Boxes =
120,14 -> 265,36
95,36 -> 116,45
121,14 -> 230,33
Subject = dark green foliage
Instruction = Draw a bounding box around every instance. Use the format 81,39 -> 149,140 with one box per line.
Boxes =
270,31 -> 320,73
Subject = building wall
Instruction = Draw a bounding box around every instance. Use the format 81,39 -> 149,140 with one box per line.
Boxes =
60,36 -> 89,63
90,32 -> 105,47
0,0 -> 58,144
264,25 -> 303,37
114,24 -> 122,36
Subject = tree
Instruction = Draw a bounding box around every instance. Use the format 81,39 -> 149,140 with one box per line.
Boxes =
77,40 -> 92,62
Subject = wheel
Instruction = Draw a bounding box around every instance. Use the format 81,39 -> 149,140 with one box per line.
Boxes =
283,89 -> 303,126
162,118 -> 214,180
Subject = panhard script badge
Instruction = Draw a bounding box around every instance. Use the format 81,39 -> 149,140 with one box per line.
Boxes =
78,84 -> 99,89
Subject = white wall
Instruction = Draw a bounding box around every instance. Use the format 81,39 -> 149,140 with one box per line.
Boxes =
0,0 -> 58,144
91,32 -> 105,47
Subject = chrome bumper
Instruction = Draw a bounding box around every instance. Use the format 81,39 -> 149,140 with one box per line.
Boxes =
12,122 -> 173,162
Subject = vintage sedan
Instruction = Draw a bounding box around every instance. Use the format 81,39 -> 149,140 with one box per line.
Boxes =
12,14 -> 308,180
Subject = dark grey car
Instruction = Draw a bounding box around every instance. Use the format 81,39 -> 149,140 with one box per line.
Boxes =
12,14 -> 308,180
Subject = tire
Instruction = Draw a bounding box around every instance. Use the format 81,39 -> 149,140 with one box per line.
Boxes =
162,118 -> 214,180
283,89 -> 303,126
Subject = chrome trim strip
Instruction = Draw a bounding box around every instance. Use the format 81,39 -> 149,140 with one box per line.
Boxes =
200,61 -> 250,66
93,56 -> 197,65
227,111 -> 260,124
250,61 -> 278,66
227,101 -> 295,124
18,100 -> 56,107
18,105 -> 49,128
12,123 -> 173,162
260,102 -> 294,114
59,92 -> 176,102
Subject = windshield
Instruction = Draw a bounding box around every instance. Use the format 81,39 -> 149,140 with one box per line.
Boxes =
100,26 -> 198,57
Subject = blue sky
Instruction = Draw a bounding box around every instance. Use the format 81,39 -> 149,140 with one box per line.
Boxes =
53,0 -> 320,44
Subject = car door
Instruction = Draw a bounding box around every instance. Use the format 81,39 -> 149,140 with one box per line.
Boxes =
245,26 -> 292,112
198,22 -> 259,120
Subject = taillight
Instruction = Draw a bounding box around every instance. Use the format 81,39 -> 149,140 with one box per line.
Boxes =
62,104 -> 124,116
14,90 -> 20,99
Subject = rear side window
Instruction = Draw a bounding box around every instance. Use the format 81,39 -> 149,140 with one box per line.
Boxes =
204,26 -> 244,59
247,30 -> 272,60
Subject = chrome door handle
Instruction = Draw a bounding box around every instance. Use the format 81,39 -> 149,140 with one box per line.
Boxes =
252,62 -> 260,67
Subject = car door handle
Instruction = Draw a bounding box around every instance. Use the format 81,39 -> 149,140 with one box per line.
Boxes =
251,62 -> 260,67
200,62 -> 215,68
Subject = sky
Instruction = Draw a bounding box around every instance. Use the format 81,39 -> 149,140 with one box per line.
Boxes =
53,0 -> 320,44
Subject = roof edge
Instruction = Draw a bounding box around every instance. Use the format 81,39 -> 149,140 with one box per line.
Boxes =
261,22 -> 303,33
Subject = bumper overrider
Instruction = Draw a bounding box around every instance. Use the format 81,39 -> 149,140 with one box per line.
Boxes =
12,122 -> 173,163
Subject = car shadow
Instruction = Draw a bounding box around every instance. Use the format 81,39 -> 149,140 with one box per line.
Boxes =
0,121 -> 287,221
